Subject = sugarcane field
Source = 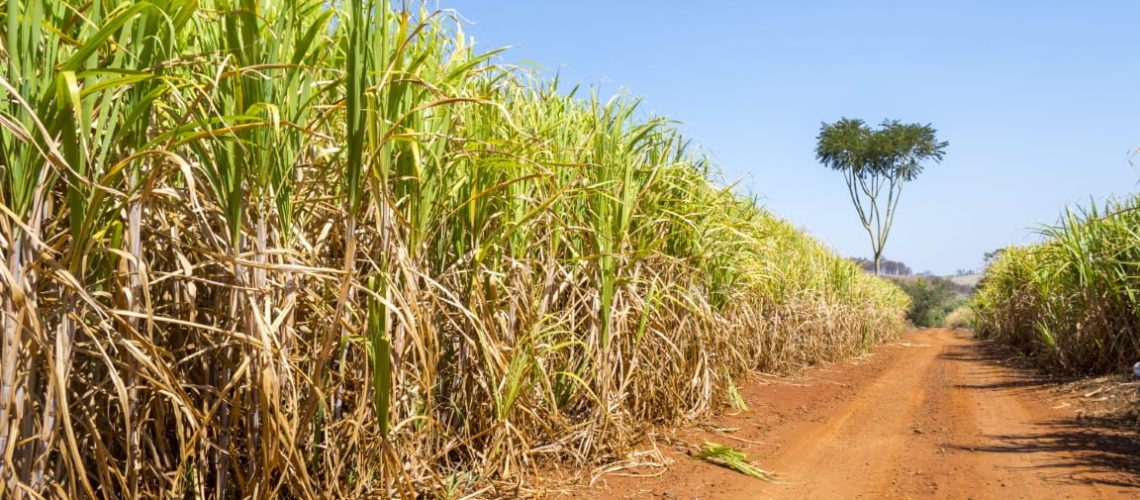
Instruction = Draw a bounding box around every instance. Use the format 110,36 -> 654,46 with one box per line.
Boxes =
1,1 -> 1138,498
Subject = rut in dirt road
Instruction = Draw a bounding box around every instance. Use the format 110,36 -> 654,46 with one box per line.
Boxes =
588,329 -> 1140,499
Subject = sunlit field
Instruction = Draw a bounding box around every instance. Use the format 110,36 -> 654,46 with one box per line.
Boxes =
0,1 -> 909,496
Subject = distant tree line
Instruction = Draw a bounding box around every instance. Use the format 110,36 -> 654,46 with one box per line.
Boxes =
851,257 -> 912,276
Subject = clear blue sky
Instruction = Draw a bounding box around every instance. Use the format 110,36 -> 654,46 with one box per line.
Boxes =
443,1 -> 1140,275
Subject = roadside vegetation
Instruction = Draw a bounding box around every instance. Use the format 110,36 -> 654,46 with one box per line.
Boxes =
973,196 -> 1140,374
851,258 -> 973,328
0,1 -> 908,496
944,306 -> 974,329
893,276 -> 964,327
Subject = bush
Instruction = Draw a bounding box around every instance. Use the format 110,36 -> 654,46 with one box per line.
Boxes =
893,277 -> 961,327
945,306 -> 975,329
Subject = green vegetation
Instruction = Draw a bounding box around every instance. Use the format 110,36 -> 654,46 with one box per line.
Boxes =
695,442 -> 773,480
894,276 -> 962,327
973,197 -> 1140,374
945,306 -> 975,329
815,118 -> 948,274
0,1 -> 907,496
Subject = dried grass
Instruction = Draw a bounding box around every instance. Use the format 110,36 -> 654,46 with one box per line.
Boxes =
0,1 -> 907,497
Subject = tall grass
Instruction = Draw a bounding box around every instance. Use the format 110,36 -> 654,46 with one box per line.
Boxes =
945,306 -> 975,330
973,196 -> 1140,374
0,1 -> 907,496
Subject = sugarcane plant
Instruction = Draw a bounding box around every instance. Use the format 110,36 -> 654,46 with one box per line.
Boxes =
0,1 -> 909,497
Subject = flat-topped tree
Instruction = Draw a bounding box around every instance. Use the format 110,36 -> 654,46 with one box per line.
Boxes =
816,118 -> 948,275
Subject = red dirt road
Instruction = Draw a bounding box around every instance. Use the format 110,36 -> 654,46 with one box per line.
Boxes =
583,329 -> 1139,499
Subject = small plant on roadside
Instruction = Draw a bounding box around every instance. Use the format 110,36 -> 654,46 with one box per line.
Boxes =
726,375 -> 749,411
945,306 -> 974,330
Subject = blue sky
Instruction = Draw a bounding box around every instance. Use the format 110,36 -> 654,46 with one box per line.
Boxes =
442,1 -> 1140,274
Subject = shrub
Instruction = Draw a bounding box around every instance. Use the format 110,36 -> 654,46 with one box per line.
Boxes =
945,306 -> 975,329
894,276 -> 960,327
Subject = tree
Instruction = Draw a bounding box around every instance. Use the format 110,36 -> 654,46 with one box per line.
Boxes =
983,247 -> 1007,266
895,277 -> 958,327
816,118 -> 947,275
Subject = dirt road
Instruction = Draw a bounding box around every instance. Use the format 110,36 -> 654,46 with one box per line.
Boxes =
584,329 -> 1138,499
